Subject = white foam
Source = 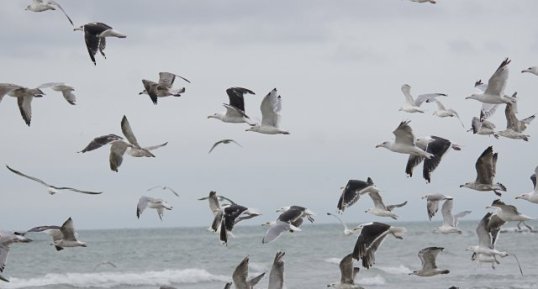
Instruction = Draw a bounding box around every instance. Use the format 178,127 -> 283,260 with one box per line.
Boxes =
376,264 -> 412,275
5,268 -> 228,289
357,275 -> 385,286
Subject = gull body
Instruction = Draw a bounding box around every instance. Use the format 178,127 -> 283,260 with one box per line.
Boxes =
422,193 -> 452,220
208,87 -> 255,124
139,72 -> 190,105
364,191 -> 407,220
430,99 -> 465,127
515,166 -> 538,203
137,196 -> 172,221
466,58 -> 516,104
246,88 -> 289,135
460,146 -> 506,196
74,22 -> 126,65
487,200 -> 532,223
0,83 -> 45,126
232,256 -> 265,289
434,199 -> 471,234
410,247 -> 449,277
376,121 -> 433,159
399,84 -> 446,113
26,217 -> 87,250
327,254 -> 363,289
25,0 -> 74,26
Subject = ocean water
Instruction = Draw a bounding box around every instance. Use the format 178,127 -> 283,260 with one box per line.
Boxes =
3,221 -> 537,289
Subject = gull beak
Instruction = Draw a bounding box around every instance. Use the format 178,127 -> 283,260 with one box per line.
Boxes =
375,144 -> 382,148
459,185 -> 464,188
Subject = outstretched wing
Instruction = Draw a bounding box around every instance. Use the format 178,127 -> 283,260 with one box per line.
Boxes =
6,165 -> 51,188
78,134 -> 123,153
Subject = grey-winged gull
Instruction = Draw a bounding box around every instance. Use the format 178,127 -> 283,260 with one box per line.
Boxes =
405,136 -> 461,183
208,87 -> 255,125
327,253 -> 363,289
434,198 -> 471,234
326,213 -> 356,236
0,83 -> 44,126
421,193 -> 452,220
466,58 -> 516,105
139,72 -> 190,105
209,139 -> 242,153
0,230 -> 32,282
137,196 -> 172,221
38,82 -> 77,105
409,247 -> 449,277
399,84 -> 446,113
246,88 -> 290,135
352,222 -> 406,268
430,99 -> 465,127
460,146 -> 506,196
268,251 -> 285,289
494,96 -> 534,141
25,0 -> 73,26
146,185 -> 179,197
337,178 -> 380,213
26,217 -> 87,251
487,199 -> 532,223
232,256 -> 266,289
410,0 -> 436,3
263,206 -> 314,244
6,165 -> 102,195
364,191 -> 407,220
469,116 -> 496,136
74,22 -> 127,65
376,121 -> 434,159
515,166 -> 538,203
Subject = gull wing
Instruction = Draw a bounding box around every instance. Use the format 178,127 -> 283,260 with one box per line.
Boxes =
368,191 -> 386,210
121,116 -> 141,148
38,82 -> 76,105
84,31 -> 100,65
17,95 -> 33,126
0,244 -> 9,273
475,146 -> 495,184
78,134 -> 123,153
440,199 -> 454,226
480,103 -> 499,121
60,218 -> 78,241
505,102 -> 521,131
158,72 -> 190,88
143,142 -> 168,151
337,179 -> 369,212
232,256 -> 249,288
418,247 -> 443,271
401,84 -> 415,105
49,0 -> 74,26
414,93 -> 447,107
405,154 -> 424,177
226,87 -> 254,112
453,210 -> 471,227
268,251 -> 285,289
531,166 -> 537,190
393,121 -> 415,146
260,88 -> 281,127
6,165 -> 51,188
136,196 -> 151,218
263,221 -> 291,244
484,58 -> 510,96
476,213 -> 494,249
0,83 -> 21,102
223,103 -> 249,119
339,253 -> 355,285
386,201 -> 407,212
352,222 -> 390,261
423,136 -> 451,183
208,140 -> 225,154
109,141 -> 130,172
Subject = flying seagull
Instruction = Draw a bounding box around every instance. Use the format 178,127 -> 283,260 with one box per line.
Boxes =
515,166 -> 538,203
25,0 -> 74,26
472,79 -> 515,121
208,139 -> 242,153
139,72 -> 190,105
327,253 -> 363,289
466,58 -> 516,105
74,22 -> 127,65
262,206 -> 314,244
0,230 -> 32,282
460,146 -> 507,196
364,191 -> 407,220
326,213 -> 356,236
352,222 -> 406,269
137,196 -> 172,221
6,165 -> 102,195
198,191 -> 236,232
208,87 -> 255,125
422,193 -> 452,221
232,256 -> 265,289
495,96 -> 534,141
26,217 -> 87,251
430,99 -> 465,127
37,82 -> 77,105
268,251 -> 285,289
246,88 -> 290,135
0,83 -> 45,126
146,185 -> 179,197
521,66 -> 538,76
337,178 -> 380,213
376,121 -> 434,159
487,199 -> 533,223
410,0 -> 436,3
469,116 -> 496,136
434,199 -> 471,234
405,136 -> 461,183
409,247 -> 449,277
93,261 -> 117,271
398,84 -> 446,113
219,204 -> 261,245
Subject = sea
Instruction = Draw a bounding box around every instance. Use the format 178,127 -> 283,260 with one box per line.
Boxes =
2,221 -> 537,289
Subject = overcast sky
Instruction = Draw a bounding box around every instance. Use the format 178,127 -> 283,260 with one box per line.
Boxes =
1,0 -> 537,230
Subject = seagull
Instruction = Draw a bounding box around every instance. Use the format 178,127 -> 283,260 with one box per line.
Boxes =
25,0 -> 73,26
139,72 -> 190,105
466,212 -> 523,275
223,283 -> 232,289
466,58 -> 516,105
409,247 -> 449,277
208,139 -> 242,153
469,116 -> 496,136
495,97 -> 534,141
460,146 -> 507,196
137,196 -> 172,221
352,222 -> 406,269
434,199 -> 471,234
26,217 -> 87,251
521,66 -> 538,76
326,213 -> 355,236
327,253 -> 363,289
409,0 -> 436,3
0,83 -> 45,126
219,204 -> 261,245
472,79 -> 515,121
405,136 -> 461,183
6,165 -> 102,195
430,99 -> 465,127
421,193 -> 452,220
232,256 -> 265,289
73,22 -> 127,65
78,116 -> 163,172
262,206 -> 314,244
0,230 -> 32,282
376,121 -> 434,159
487,199 -> 533,223
208,87 -> 255,125
515,166 -> 538,203
268,251 -> 285,289
398,84 -> 446,113
337,178 -> 380,213
364,191 -> 407,220
146,185 -> 179,197
198,191 -> 236,232
37,82 -> 77,105
93,261 -> 117,271
246,88 -> 290,135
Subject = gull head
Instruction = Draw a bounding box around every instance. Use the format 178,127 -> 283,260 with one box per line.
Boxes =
48,187 -> 57,195
74,25 -> 84,32
465,94 -> 480,100
375,141 -> 389,149
24,5 -> 31,10
515,194 -> 528,200
522,67 -> 538,74
245,125 -> 259,132
138,89 -> 147,95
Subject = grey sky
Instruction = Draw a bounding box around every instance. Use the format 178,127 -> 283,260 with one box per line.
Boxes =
1,0 -> 537,230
